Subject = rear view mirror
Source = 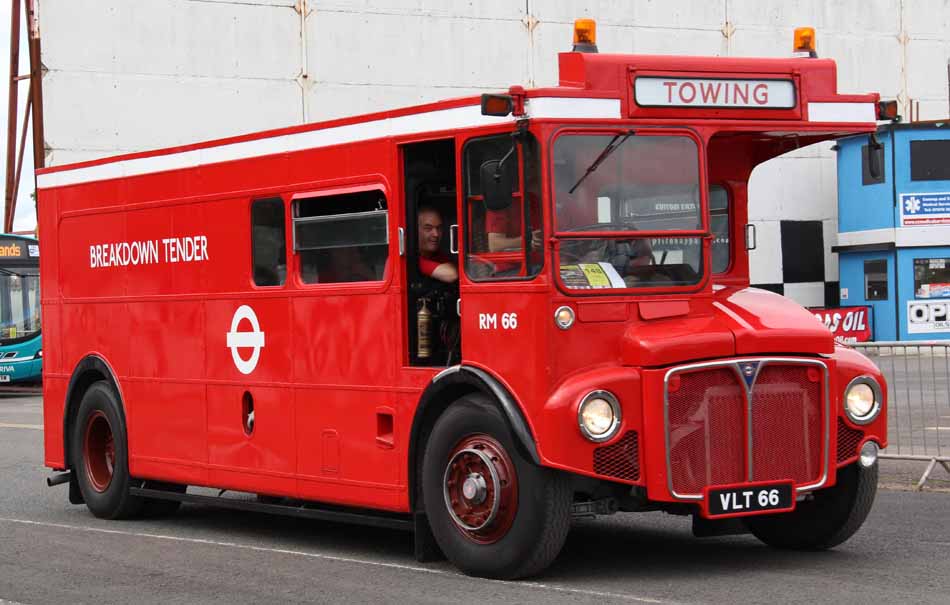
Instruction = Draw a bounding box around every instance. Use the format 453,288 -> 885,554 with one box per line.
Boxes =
480,160 -> 515,211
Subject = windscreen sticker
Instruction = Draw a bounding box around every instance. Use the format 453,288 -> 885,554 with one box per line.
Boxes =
89,236 -> 208,269
560,262 -> 626,289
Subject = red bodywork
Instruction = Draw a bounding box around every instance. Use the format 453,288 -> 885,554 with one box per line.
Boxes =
37,51 -> 887,514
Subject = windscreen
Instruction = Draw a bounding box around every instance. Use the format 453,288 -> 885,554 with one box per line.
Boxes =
0,271 -> 40,344
553,133 -> 704,290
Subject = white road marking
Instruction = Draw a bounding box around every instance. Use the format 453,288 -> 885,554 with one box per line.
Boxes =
0,517 -> 677,604
0,423 -> 42,430
924,427 -> 950,431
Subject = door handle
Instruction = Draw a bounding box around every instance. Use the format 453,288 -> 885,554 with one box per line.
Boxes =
450,224 -> 459,254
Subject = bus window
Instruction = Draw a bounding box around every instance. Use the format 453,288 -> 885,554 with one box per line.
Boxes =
251,197 -> 287,286
0,272 -> 40,341
293,189 -> 389,284
710,186 -> 731,273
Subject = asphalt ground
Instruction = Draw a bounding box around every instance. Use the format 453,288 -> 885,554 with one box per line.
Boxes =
2,394 -> 949,604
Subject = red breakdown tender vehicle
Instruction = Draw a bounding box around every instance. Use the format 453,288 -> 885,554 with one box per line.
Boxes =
38,24 -> 888,579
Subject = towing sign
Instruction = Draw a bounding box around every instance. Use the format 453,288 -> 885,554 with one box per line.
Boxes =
634,77 -> 796,109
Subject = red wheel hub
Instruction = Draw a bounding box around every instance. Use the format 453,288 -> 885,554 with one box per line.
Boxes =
83,411 -> 116,493
442,434 -> 518,544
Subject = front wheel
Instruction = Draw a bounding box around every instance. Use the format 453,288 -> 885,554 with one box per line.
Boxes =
745,461 -> 878,550
422,395 -> 572,579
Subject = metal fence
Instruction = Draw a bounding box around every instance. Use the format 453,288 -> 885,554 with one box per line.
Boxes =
853,341 -> 950,489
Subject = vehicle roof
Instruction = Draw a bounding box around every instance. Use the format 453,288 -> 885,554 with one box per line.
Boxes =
36,51 -> 880,190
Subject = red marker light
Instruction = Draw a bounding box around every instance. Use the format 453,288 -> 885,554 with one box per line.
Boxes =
480,94 -> 513,117
877,100 -> 899,121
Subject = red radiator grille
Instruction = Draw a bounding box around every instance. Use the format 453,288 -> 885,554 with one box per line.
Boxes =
837,418 -> 864,463
668,368 -> 745,495
593,431 -> 640,481
666,361 -> 826,497
751,366 -> 823,485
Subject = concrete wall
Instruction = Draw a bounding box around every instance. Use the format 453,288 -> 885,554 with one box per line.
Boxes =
39,0 -> 950,306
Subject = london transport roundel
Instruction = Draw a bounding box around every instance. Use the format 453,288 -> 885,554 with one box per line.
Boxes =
226,305 -> 266,375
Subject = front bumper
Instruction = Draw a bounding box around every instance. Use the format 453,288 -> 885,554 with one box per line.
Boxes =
537,351 -> 887,507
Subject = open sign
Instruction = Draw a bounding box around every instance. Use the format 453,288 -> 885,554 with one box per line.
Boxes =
908,300 -> 950,334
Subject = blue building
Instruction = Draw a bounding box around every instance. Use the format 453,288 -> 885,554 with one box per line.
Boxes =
834,121 -> 950,341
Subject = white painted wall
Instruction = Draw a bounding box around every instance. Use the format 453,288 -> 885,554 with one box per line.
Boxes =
38,0 -> 950,304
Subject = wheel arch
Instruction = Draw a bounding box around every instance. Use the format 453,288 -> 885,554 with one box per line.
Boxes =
63,354 -> 126,469
408,365 -> 540,512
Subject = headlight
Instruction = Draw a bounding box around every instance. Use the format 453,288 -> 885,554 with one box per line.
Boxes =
577,390 -> 621,442
844,376 -> 882,425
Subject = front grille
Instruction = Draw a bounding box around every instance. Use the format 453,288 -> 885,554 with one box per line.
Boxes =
666,360 -> 826,498
594,431 -> 640,481
751,366 -> 823,484
836,418 -> 864,463
668,368 -> 745,495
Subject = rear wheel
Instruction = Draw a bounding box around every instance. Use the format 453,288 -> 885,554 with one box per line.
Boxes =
422,394 -> 571,579
70,381 -> 143,519
746,461 -> 877,550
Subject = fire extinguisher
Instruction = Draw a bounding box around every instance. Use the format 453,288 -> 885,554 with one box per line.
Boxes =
417,299 -> 432,359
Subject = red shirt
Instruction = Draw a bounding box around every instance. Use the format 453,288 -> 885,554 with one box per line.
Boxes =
485,198 -> 541,237
485,205 -> 522,237
419,251 -> 453,277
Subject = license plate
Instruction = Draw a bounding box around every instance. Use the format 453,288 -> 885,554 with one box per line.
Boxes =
0,375 -> 10,383
703,481 -> 795,519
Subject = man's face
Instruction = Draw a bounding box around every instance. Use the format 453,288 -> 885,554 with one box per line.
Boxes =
418,209 -> 443,255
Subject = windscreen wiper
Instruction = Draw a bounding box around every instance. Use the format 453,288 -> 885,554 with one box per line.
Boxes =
568,130 -> 635,194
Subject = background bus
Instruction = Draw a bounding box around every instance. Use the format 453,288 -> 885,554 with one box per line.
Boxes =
0,234 -> 41,384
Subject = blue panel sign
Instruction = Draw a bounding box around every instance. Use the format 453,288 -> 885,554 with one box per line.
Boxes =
900,192 -> 950,227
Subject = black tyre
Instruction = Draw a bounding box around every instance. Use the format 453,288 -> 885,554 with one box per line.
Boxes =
141,481 -> 185,517
746,461 -> 878,550
70,381 -> 143,519
422,394 -> 572,579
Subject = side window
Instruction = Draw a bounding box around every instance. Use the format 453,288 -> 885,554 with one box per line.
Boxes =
463,133 -> 542,280
251,197 -> 286,286
293,189 -> 389,284
864,259 -> 888,301
709,186 -> 730,274
914,257 -> 950,298
910,139 -> 950,181
861,144 -> 885,185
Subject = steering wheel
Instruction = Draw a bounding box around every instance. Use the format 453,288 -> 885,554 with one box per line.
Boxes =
559,223 -> 653,275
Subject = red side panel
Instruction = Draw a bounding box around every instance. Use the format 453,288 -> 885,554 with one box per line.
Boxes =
126,380 -> 208,485
43,377 -> 68,468
207,385 -> 296,495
